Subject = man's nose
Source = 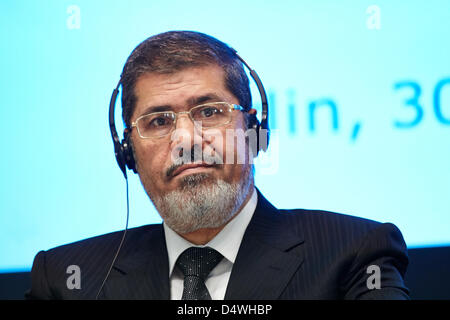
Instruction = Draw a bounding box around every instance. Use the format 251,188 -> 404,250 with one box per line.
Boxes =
170,113 -> 203,162
175,113 -> 202,141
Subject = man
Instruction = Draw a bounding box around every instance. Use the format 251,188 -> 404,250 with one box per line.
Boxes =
26,31 -> 409,300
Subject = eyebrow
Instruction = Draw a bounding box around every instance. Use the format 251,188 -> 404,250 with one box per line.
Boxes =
188,93 -> 223,106
139,93 -> 225,116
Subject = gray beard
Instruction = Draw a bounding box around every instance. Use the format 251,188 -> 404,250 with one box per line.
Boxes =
153,170 -> 253,235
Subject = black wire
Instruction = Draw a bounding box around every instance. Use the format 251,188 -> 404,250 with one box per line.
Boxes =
95,176 -> 130,300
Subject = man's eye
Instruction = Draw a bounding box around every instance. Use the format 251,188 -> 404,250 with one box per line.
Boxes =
200,107 -> 219,118
149,116 -> 170,127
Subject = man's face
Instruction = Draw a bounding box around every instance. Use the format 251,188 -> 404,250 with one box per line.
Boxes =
130,64 -> 254,232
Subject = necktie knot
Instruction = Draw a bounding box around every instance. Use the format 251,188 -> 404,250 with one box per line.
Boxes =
176,247 -> 223,280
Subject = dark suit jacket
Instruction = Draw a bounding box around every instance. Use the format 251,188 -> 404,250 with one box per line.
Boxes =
26,189 -> 409,299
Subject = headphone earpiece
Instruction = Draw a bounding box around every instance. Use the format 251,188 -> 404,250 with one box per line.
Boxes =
246,112 -> 261,156
122,129 -> 137,174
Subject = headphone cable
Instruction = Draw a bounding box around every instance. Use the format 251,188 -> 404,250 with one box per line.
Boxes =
95,174 -> 130,300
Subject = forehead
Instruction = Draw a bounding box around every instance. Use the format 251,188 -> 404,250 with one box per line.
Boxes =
132,65 -> 238,118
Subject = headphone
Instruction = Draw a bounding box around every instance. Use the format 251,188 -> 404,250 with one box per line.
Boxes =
108,49 -> 270,179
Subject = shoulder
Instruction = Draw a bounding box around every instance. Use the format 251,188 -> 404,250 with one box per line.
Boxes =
275,208 -> 409,299
281,208 -> 382,235
27,224 -> 162,299
44,223 -> 161,259
279,207 -> 404,250
254,190 -> 403,251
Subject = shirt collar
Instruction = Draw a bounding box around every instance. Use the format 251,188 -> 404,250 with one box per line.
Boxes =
163,187 -> 258,277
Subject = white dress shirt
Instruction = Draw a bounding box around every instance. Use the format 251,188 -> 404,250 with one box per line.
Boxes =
163,188 -> 257,300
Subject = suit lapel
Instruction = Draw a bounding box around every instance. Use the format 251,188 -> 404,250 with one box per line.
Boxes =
102,225 -> 170,300
225,189 -> 305,299
100,190 -> 304,300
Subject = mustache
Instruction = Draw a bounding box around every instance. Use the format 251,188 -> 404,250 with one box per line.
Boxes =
166,145 -> 223,178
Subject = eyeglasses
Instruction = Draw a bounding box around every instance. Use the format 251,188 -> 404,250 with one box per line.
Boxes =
131,102 -> 245,139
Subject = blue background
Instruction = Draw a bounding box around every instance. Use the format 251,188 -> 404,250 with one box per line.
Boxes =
1,0 -> 449,272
